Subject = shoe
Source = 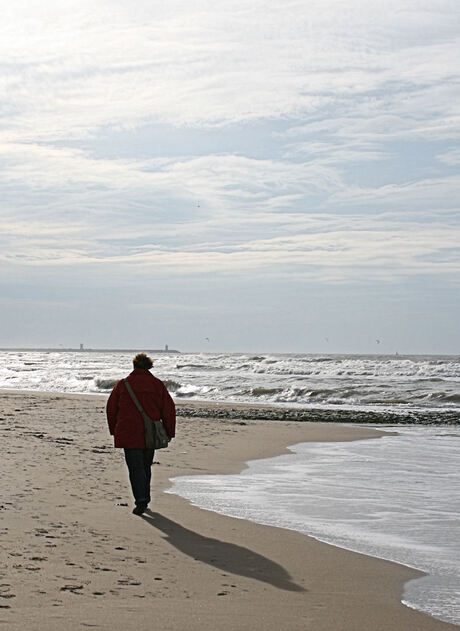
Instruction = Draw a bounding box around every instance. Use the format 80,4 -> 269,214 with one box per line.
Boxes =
132,502 -> 148,515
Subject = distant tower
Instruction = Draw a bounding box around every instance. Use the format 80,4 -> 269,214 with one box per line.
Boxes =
165,344 -> 169,352
80,343 -> 84,351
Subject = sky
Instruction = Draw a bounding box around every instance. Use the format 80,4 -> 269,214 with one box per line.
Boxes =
0,0 -> 459,354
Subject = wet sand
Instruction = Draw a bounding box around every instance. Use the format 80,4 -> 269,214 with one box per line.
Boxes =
0,389 -> 457,630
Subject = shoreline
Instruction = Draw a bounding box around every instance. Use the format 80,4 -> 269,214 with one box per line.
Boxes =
0,389 -> 457,630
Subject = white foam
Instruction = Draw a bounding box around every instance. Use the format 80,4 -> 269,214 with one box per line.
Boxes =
1,351 -> 459,411
167,426 -> 460,625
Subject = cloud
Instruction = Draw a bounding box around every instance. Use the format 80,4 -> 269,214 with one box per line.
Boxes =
2,197 -> 459,288
328,174 -> 460,209
0,142 -> 342,220
0,0 -> 459,291
1,0 -> 459,138
437,148 -> 460,166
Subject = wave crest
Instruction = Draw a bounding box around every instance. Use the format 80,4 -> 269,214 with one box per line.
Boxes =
94,378 -> 118,390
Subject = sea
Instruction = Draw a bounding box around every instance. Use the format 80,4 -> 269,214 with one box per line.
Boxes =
1,350 -> 459,413
1,350 -> 459,624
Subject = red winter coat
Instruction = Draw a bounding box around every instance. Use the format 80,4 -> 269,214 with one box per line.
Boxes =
106,369 -> 176,448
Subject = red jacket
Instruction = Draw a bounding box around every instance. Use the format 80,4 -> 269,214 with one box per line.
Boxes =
106,369 -> 176,448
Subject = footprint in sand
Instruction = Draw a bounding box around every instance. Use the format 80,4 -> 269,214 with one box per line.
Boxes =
60,584 -> 84,594
118,578 -> 141,586
0,585 -> 16,601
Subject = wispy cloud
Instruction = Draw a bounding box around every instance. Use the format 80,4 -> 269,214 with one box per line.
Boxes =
1,1 -> 459,291
328,175 -> 460,209
1,0 -> 458,135
437,147 -> 460,166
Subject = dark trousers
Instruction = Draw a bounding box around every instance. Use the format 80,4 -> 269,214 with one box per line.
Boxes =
123,448 -> 155,505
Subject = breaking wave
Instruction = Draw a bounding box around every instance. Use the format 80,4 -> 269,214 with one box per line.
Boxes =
0,351 -> 458,417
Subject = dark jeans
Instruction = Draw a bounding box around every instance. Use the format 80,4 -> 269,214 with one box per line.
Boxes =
124,448 -> 155,505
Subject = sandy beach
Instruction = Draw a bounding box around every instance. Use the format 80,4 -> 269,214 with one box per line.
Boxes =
0,389 -> 457,631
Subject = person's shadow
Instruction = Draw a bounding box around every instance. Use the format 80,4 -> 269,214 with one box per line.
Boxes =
142,510 -> 306,592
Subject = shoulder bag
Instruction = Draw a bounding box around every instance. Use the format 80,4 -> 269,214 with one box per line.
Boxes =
124,379 -> 169,449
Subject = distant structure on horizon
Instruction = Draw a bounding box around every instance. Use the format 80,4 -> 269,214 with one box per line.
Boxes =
0,345 -> 179,354
76,343 -> 179,353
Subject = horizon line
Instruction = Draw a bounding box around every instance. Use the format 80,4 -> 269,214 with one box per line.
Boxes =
0,347 -> 458,358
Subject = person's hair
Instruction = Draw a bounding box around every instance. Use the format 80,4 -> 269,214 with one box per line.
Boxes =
132,353 -> 153,370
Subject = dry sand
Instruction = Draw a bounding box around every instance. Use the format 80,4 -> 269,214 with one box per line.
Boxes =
0,389 -> 457,631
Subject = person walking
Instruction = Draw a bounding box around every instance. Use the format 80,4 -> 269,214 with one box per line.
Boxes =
106,353 -> 176,515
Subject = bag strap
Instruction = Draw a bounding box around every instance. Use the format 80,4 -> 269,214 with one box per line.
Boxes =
124,379 -> 146,416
